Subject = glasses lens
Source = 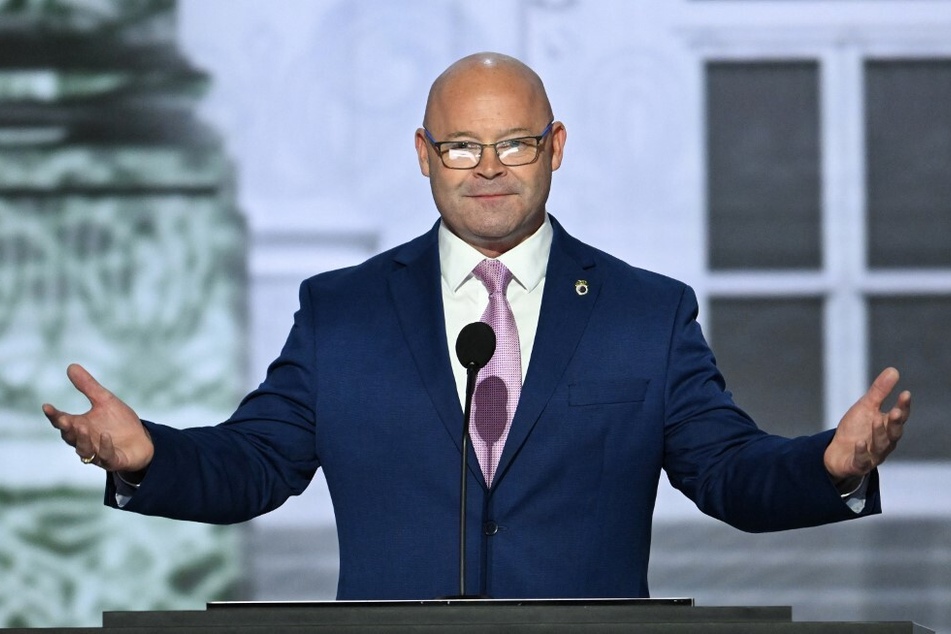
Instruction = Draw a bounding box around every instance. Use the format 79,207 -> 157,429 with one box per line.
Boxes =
444,145 -> 480,168
496,139 -> 539,166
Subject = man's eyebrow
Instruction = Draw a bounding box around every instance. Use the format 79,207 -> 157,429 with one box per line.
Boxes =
442,127 -> 535,141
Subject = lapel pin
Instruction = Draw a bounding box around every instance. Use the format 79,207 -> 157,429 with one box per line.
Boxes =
575,280 -> 589,296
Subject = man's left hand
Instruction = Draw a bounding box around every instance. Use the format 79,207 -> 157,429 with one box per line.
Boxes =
824,367 -> 911,485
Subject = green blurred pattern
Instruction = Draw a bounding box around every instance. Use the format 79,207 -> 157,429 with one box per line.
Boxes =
0,488 -> 241,628
0,0 -> 246,626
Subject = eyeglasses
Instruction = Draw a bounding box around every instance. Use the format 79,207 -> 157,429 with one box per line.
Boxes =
423,121 -> 554,170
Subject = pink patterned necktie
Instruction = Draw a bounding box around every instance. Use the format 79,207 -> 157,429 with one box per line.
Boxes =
470,258 -> 522,487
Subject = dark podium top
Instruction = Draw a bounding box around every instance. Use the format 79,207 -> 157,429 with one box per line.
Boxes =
102,598 -> 932,633
0,598 -> 934,632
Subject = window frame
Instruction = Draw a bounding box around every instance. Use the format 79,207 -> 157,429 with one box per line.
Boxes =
690,28 -> 951,516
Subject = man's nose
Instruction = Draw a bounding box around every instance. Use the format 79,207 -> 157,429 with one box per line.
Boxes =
474,146 -> 506,178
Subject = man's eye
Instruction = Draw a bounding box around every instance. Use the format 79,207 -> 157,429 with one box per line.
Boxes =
446,142 -> 479,152
497,139 -> 526,151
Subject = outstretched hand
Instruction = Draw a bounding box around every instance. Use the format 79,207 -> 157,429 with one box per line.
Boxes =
42,363 -> 154,473
824,367 -> 911,484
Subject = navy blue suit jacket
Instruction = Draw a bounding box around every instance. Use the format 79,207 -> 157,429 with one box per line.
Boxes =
110,216 -> 879,599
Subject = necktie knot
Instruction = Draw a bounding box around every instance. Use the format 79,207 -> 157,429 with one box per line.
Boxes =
472,258 -> 513,297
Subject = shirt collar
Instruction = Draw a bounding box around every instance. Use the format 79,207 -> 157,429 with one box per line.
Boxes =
439,214 -> 553,294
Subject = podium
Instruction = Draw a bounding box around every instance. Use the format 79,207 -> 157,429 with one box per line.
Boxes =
98,598 -> 932,633
1,599 -> 934,632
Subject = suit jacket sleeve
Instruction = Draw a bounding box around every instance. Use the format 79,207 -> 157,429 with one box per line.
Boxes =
105,280 -> 321,524
661,285 -> 881,532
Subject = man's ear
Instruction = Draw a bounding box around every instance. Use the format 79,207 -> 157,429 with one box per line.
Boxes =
549,121 -> 567,172
415,129 -> 432,177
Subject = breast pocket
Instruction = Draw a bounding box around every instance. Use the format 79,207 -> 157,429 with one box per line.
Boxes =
568,378 -> 650,406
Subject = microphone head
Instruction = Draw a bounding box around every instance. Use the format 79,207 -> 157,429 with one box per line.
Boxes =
455,322 -> 496,370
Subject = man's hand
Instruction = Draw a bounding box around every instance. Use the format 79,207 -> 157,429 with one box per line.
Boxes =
42,363 -> 154,473
824,367 -> 911,484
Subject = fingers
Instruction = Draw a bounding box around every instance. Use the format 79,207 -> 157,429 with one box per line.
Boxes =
42,402 -> 68,426
97,432 -> 118,471
871,416 -> 897,460
57,405 -> 100,463
67,428 -> 121,471
864,367 -> 900,410
64,421 -> 113,470
881,388 -> 910,449
74,432 -> 98,465
45,364 -> 146,472
827,369 -> 910,481
859,394 -> 907,471
66,363 -> 114,408
43,379 -> 105,468
43,402 -> 77,444
888,389 -> 912,426
851,439 -> 873,474
865,369 -> 910,445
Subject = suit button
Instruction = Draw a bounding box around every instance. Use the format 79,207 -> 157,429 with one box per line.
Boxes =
483,521 -> 499,536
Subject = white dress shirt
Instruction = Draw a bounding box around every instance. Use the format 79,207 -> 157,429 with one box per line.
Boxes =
438,215 -> 552,408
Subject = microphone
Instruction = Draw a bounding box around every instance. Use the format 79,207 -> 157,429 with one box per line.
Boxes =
456,321 -> 495,371
453,322 -> 495,598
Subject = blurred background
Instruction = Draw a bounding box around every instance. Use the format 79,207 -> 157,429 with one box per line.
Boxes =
0,0 -> 949,630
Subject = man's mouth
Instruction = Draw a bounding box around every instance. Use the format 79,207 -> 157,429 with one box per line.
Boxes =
467,192 -> 514,198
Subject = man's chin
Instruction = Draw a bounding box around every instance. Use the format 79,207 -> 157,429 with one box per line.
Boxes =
467,223 -> 540,255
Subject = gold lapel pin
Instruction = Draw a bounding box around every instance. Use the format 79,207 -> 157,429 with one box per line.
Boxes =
575,280 -> 589,296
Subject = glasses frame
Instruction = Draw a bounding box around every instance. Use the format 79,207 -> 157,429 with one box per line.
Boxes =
423,121 -> 555,170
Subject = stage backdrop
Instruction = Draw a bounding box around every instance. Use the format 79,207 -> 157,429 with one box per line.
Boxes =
0,0 -> 948,630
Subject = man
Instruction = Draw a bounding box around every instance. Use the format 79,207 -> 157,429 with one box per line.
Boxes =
43,52 -> 910,600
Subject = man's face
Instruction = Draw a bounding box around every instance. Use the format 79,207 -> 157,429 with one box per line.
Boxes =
415,68 -> 565,257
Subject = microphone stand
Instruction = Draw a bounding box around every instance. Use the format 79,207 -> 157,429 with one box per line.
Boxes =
458,362 -> 479,598
446,321 -> 494,600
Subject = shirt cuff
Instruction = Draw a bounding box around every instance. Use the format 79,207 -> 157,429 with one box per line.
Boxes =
840,474 -> 869,514
113,471 -> 141,508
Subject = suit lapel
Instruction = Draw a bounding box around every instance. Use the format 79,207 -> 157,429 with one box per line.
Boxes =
388,218 -> 602,491
492,219 -> 600,489
387,224 -> 484,481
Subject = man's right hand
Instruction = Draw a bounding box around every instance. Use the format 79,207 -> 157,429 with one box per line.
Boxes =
42,363 -> 154,474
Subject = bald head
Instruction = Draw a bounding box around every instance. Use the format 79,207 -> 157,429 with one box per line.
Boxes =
423,52 -> 553,128
414,52 -> 565,257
